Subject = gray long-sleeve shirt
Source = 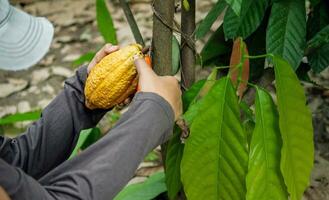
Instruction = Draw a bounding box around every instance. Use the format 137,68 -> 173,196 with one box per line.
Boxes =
0,66 -> 174,200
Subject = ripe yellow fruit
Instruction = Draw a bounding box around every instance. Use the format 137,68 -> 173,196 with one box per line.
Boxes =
85,44 -> 143,109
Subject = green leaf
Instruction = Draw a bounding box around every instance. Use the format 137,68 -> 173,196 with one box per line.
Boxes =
69,128 -> 101,159
0,111 -> 41,125
307,25 -> 329,49
172,36 -> 181,75
266,0 -> 306,70
308,43 -> 329,73
224,0 -> 242,16
200,26 -> 232,65
165,126 -> 184,200
195,0 -> 227,39
183,69 -> 218,125
246,88 -> 288,200
80,127 -> 102,150
182,79 -> 206,112
273,56 -> 314,200
96,0 -> 117,44
165,80 -> 209,200
114,172 -> 166,200
72,52 -> 95,67
183,0 -> 190,11
193,68 -> 218,102
181,77 -> 248,200
223,0 -> 269,39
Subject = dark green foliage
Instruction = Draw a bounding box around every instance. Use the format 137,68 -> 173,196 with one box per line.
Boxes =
195,0 -> 227,39
223,0 -> 269,39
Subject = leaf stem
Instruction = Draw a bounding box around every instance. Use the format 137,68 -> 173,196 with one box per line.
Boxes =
214,66 -> 230,69
244,54 -> 269,59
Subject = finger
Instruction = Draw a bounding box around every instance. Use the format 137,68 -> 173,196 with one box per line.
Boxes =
134,55 -> 155,76
104,45 -> 119,54
95,44 -> 117,63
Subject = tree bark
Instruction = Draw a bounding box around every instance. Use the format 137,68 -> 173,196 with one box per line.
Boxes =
181,0 -> 196,88
152,0 -> 175,75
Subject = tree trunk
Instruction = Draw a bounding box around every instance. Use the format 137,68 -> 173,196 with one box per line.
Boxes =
152,0 -> 175,75
181,0 -> 196,88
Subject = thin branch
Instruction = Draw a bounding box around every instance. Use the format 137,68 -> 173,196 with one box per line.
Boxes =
118,0 -> 145,46
181,0 -> 196,88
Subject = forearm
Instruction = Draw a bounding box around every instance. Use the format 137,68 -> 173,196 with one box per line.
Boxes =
0,66 -> 108,179
39,92 -> 174,200
0,92 -> 174,200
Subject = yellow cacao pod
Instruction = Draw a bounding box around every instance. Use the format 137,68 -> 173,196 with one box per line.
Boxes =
84,44 -> 143,109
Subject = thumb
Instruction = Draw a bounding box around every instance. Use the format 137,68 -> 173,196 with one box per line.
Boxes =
134,55 -> 156,78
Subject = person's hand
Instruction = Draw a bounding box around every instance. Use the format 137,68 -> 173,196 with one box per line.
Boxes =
134,56 -> 182,121
87,44 -> 120,74
0,187 -> 10,200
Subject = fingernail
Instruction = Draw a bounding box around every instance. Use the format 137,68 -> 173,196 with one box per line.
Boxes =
133,55 -> 140,60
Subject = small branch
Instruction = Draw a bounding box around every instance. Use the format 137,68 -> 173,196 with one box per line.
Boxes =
181,0 -> 196,88
118,0 -> 145,46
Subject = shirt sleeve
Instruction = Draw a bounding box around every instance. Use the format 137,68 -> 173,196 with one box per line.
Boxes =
0,65 -> 108,179
0,92 -> 175,200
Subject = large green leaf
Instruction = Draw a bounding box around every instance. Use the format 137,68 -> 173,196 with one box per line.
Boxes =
246,88 -> 288,200
224,0 -> 242,16
181,77 -> 248,200
182,79 -> 206,111
273,56 -> 314,200
223,0 -> 269,39
114,172 -> 166,200
96,0 -> 117,44
307,25 -> 329,49
266,0 -> 306,70
165,80 -> 207,199
308,43 -> 329,73
165,126 -> 184,200
195,0 -> 227,39
183,69 -> 218,125
0,111 -> 41,125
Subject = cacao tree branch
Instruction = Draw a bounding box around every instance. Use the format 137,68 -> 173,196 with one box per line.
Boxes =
152,0 -> 175,75
181,0 -> 196,88
118,0 -> 145,46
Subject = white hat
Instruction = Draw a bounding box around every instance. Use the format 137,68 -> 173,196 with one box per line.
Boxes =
0,0 -> 54,70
